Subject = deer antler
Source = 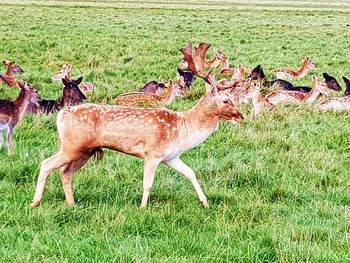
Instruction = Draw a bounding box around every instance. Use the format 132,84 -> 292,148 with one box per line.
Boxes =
179,42 -> 236,90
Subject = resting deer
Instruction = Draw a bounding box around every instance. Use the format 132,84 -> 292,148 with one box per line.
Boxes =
317,76 -> 350,111
26,77 -> 86,115
249,64 -> 296,91
273,57 -> 317,81
242,82 -> 274,116
0,60 -> 24,88
114,81 -> 183,106
265,75 -> 331,106
52,64 -> 96,95
30,42 -> 244,208
0,82 -> 40,154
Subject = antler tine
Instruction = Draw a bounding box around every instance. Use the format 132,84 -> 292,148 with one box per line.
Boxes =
179,42 -> 236,91
179,42 -> 216,85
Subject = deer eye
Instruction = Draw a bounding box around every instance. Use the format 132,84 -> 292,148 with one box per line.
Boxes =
223,100 -> 231,104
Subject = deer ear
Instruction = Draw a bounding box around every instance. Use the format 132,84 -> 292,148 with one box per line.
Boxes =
62,78 -> 68,86
3,60 -> 9,66
76,77 -> 83,84
343,76 -> 349,83
177,68 -> 184,75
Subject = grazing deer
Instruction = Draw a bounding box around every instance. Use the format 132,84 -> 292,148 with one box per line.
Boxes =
317,76 -> 350,111
26,77 -> 86,115
265,75 -> 331,106
0,82 -> 41,154
273,57 -> 318,81
30,43 -> 244,208
0,60 -> 24,88
344,76 -> 350,96
115,81 -> 183,106
52,64 -> 96,95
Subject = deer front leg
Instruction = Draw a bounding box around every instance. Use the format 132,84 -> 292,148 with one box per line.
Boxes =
141,158 -> 162,208
164,157 -> 208,207
31,151 -> 71,207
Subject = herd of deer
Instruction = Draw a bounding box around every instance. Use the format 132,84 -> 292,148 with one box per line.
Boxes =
1,42 -> 350,208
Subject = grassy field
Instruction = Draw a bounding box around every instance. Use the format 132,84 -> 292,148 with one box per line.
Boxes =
1,0 -> 350,262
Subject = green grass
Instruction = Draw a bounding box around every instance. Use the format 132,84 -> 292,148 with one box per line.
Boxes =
1,0 -> 350,262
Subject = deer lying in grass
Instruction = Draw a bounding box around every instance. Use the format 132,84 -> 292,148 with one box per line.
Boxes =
317,76 -> 350,111
30,42 -> 244,208
242,82 -> 274,116
0,82 -> 40,154
26,77 -> 86,115
52,64 -> 96,95
273,57 -> 317,81
249,64 -> 296,91
0,60 -> 24,88
265,75 -> 332,106
114,81 -> 183,106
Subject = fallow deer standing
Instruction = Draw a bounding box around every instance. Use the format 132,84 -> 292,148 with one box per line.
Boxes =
265,75 -> 332,106
317,76 -> 350,111
0,82 -> 41,154
273,57 -> 318,81
114,81 -> 183,107
0,60 -> 24,88
30,42 -> 244,208
52,64 -> 96,95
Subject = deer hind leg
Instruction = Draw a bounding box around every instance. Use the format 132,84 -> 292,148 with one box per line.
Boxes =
31,151 -> 71,207
60,152 -> 93,205
140,158 -> 162,208
164,157 -> 208,207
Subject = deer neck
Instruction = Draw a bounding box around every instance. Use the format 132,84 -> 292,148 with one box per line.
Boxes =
160,85 -> 176,105
14,89 -> 31,120
303,84 -> 320,102
295,60 -> 309,78
182,95 -> 220,135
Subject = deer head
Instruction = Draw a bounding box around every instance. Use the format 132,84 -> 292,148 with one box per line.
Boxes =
312,75 -> 331,96
322,72 -> 341,92
343,76 -> 350,96
249,64 -> 266,80
3,60 -> 24,75
177,68 -> 195,91
305,57 -> 318,70
61,77 -> 86,106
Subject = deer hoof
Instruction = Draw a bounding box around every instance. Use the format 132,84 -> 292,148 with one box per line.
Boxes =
201,200 -> 209,208
29,201 -> 40,208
